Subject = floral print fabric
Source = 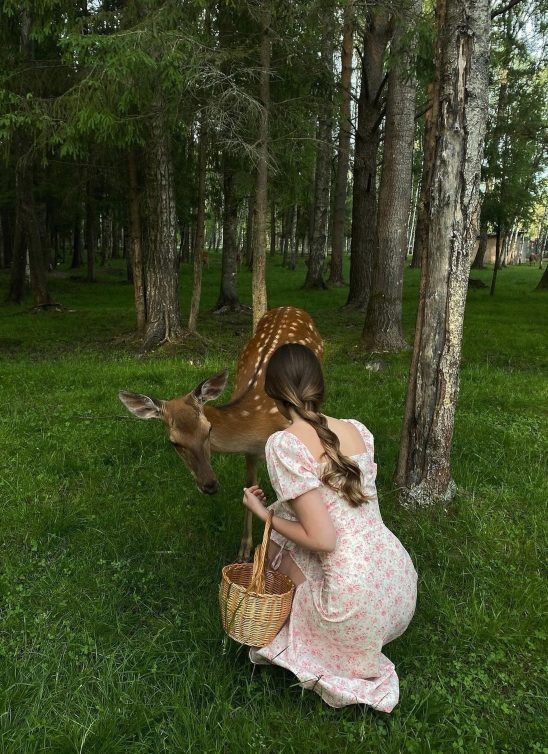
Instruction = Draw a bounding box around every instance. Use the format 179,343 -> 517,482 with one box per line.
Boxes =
249,419 -> 417,711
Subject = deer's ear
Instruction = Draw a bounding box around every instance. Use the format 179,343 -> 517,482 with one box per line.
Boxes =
119,391 -> 164,419
193,370 -> 228,404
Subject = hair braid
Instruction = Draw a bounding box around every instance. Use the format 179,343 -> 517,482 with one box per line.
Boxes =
293,401 -> 368,508
265,342 -> 370,507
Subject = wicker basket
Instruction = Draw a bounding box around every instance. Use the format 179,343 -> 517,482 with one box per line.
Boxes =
219,514 -> 295,647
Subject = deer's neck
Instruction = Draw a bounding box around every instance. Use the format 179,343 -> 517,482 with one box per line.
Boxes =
204,400 -> 287,457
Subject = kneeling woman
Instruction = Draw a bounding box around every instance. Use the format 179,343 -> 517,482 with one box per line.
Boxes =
242,343 -> 417,712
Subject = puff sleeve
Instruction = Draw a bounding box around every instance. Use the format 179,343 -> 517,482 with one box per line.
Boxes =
266,432 -> 322,504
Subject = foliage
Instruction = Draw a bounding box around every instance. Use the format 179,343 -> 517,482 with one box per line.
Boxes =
481,5 -> 548,233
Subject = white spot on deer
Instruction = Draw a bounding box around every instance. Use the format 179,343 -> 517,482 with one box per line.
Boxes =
269,407 -> 277,414
254,394 -> 260,400
241,410 -> 250,417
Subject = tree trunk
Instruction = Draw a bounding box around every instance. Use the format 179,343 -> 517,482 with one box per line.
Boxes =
329,0 -> 354,287
281,208 -> 290,266
410,81 -> 438,270
245,193 -> 255,270
188,120 -> 208,332
471,217 -> 488,268
7,201 -> 26,303
85,177 -> 97,283
251,1 -> 271,329
346,9 -> 392,309
304,11 -> 335,289
111,214 -> 120,259
1,210 -> 14,269
288,204 -> 298,271
128,150 -> 146,334
142,110 -> 184,349
0,215 -> 4,269
490,224 -> 502,295
363,0 -> 419,352
395,0 -> 490,507
71,218 -> 82,268
101,209 -> 113,265
270,202 -> 276,257
18,159 -> 52,306
215,156 -> 241,311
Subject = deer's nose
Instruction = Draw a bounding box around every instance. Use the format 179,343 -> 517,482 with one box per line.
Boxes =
201,480 -> 219,495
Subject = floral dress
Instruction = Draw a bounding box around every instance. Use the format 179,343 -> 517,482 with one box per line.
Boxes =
249,419 -> 417,711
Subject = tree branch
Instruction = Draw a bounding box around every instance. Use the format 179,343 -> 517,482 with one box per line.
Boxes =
490,0 -> 525,20
373,72 -> 389,105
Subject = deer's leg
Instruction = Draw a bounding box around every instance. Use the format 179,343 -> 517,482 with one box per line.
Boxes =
238,454 -> 257,562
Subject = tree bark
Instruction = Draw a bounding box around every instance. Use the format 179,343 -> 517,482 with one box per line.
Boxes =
364,0 -> 420,352
304,10 -> 335,289
71,218 -> 82,268
128,150 -> 146,335
1,210 -> 14,269
18,158 -> 52,306
490,223 -> 503,295
245,193 -> 255,270
411,81 -> 438,269
346,9 -> 392,309
251,1 -> 271,329
395,0 -> 490,507
7,201 -> 26,303
288,205 -> 298,271
215,156 -> 241,311
13,12 -> 53,307
329,0 -> 354,287
188,119 -> 208,332
270,202 -> 276,256
85,176 -> 97,283
142,109 -> 184,348
471,216 -> 488,268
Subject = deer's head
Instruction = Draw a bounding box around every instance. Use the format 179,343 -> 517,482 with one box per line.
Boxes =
119,370 -> 228,495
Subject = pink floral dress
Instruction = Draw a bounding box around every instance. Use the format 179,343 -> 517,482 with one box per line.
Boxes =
249,419 -> 417,711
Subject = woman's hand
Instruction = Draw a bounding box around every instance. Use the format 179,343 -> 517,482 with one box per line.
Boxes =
242,485 -> 269,522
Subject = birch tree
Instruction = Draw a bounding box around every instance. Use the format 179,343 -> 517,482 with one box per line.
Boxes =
396,0 -> 490,506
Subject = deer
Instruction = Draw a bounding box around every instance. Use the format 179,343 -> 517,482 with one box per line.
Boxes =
119,306 -> 324,560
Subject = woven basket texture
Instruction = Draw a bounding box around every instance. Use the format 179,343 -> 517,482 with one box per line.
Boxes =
219,515 -> 295,647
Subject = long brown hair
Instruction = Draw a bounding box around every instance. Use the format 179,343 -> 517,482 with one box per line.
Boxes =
265,343 -> 368,507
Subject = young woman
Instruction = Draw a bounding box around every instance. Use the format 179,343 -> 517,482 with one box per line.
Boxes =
242,343 -> 417,711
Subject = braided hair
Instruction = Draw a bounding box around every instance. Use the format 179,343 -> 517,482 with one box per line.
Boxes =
265,343 -> 369,507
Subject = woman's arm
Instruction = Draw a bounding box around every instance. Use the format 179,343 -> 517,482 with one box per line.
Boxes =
243,486 -> 337,553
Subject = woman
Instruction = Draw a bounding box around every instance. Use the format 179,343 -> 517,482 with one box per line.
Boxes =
242,343 -> 417,711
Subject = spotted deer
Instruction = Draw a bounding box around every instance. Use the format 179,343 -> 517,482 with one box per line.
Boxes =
119,306 -> 324,560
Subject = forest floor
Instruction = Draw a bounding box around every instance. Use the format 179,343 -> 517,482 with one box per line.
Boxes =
0,259 -> 546,754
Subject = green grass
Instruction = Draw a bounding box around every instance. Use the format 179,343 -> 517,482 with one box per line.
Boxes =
0,258 -> 546,754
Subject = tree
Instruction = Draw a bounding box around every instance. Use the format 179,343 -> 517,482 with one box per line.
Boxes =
481,6 -> 548,294
328,0 -> 354,287
395,0 -> 490,506
142,106 -> 184,349
363,0 -> 421,352
345,8 -> 392,310
188,118 -> 208,332
251,0 -> 271,330
304,1 -> 335,290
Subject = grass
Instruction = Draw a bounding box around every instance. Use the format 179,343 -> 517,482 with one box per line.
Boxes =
0,258 -> 546,754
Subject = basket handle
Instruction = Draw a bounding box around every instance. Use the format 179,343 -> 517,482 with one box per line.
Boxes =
247,513 -> 273,594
